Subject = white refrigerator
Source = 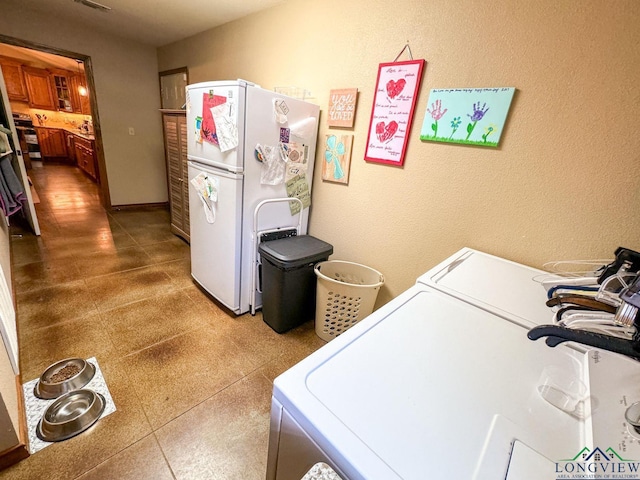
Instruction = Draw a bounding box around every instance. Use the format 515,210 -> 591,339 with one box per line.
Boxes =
186,80 -> 320,315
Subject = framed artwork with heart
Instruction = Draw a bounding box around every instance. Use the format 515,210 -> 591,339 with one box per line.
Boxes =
364,59 -> 425,166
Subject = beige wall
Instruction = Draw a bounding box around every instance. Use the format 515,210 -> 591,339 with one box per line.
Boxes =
0,217 -> 19,436
159,0 -> 640,305
0,2 -> 168,206
0,62 -> 20,447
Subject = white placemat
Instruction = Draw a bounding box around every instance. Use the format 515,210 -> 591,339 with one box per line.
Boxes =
302,462 -> 343,480
22,357 -> 116,454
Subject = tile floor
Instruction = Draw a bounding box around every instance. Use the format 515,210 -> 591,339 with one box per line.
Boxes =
2,164 -> 326,479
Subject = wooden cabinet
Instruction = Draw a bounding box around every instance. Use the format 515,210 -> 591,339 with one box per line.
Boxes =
0,58 -> 91,115
22,67 -> 55,110
69,74 -> 91,114
162,111 -> 189,242
74,136 -> 98,182
50,70 -> 73,112
0,56 -> 28,102
35,127 -> 67,158
64,131 -> 76,162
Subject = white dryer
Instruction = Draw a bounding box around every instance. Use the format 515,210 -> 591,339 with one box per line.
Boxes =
417,247 -> 554,328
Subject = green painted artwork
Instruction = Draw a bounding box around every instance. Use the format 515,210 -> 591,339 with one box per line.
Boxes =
420,87 -> 515,147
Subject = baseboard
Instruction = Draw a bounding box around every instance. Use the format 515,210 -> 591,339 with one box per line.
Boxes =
109,202 -> 169,211
0,376 -> 30,471
0,443 -> 29,471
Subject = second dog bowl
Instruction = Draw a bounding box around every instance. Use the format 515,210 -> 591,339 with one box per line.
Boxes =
36,389 -> 106,442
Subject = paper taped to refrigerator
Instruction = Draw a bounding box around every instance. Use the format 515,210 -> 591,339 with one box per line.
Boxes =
259,144 -> 286,185
282,142 -> 308,181
285,174 -> 311,215
201,93 -> 227,145
190,172 -> 219,223
274,99 -> 289,123
210,103 -> 238,152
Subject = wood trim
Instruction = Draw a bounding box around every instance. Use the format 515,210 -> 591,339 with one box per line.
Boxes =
0,34 -> 112,210
83,56 -> 110,209
170,224 -> 190,243
158,67 -> 188,110
0,443 -> 29,471
0,34 -> 86,63
159,66 -> 189,79
14,373 -> 29,458
108,202 -> 169,211
0,362 -> 30,470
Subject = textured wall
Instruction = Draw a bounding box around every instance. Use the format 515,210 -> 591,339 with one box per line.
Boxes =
0,2 -> 168,206
160,0 -> 640,305
0,209 -> 18,436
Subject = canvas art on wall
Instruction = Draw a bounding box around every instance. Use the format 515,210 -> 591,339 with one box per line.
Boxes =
420,87 -> 515,147
327,88 -> 358,128
323,134 -> 353,184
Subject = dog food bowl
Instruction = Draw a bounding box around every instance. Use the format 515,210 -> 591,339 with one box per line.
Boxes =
36,389 -> 106,442
34,358 -> 96,400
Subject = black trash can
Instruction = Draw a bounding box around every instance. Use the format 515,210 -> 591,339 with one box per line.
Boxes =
259,235 -> 333,333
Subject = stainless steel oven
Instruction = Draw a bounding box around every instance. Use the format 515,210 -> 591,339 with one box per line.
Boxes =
12,113 -> 41,164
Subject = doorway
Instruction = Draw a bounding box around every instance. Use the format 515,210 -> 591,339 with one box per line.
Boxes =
159,67 -> 188,110
0,34 -> 110,217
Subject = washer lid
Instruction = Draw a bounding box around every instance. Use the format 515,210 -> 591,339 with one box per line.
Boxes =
505,441 -> 556,479
274,286 -> 586,479
417,248 -> 554,328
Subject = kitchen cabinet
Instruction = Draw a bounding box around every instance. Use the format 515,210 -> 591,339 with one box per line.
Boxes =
69,74 -> 91,115
35,127 -> 67,159
50,69 -> 73,112
162,110 -> 189,242
64,131 -> 76,162
22,66 -> 55,110
74,136 -> 98,182
0,56 -> 28,102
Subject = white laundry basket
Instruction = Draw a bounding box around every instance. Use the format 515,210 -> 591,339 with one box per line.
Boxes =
314,260 -> 384,341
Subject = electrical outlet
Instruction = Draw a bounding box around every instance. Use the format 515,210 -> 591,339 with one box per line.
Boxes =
128,127 -> 135,136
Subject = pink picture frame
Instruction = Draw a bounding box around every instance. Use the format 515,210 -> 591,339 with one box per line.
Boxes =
364,59 -> 425,166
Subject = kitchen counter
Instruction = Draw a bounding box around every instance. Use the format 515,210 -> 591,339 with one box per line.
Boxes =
34,124 -> 95,141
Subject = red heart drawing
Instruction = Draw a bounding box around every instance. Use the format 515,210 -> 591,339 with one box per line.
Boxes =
386,78 -> 406,99
376,121 -> 398,143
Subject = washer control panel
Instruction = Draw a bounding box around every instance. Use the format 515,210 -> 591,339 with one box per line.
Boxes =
587,349 -> 640,458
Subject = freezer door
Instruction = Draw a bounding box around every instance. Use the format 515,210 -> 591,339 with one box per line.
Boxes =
186,81 -> 246,172
188,161 -> 243,313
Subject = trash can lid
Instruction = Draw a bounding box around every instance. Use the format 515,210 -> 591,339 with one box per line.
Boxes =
259,235 -> 333,269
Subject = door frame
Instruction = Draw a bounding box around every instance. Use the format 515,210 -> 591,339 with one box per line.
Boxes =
0,33 -> 111,209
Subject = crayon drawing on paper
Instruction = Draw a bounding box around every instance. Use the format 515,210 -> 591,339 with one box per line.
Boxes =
420,87 -> 515,147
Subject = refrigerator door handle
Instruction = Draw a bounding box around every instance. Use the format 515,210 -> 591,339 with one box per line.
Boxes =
187,161 -> 244,179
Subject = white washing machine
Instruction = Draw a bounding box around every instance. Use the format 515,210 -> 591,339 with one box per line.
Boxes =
266,249 -> 640,479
